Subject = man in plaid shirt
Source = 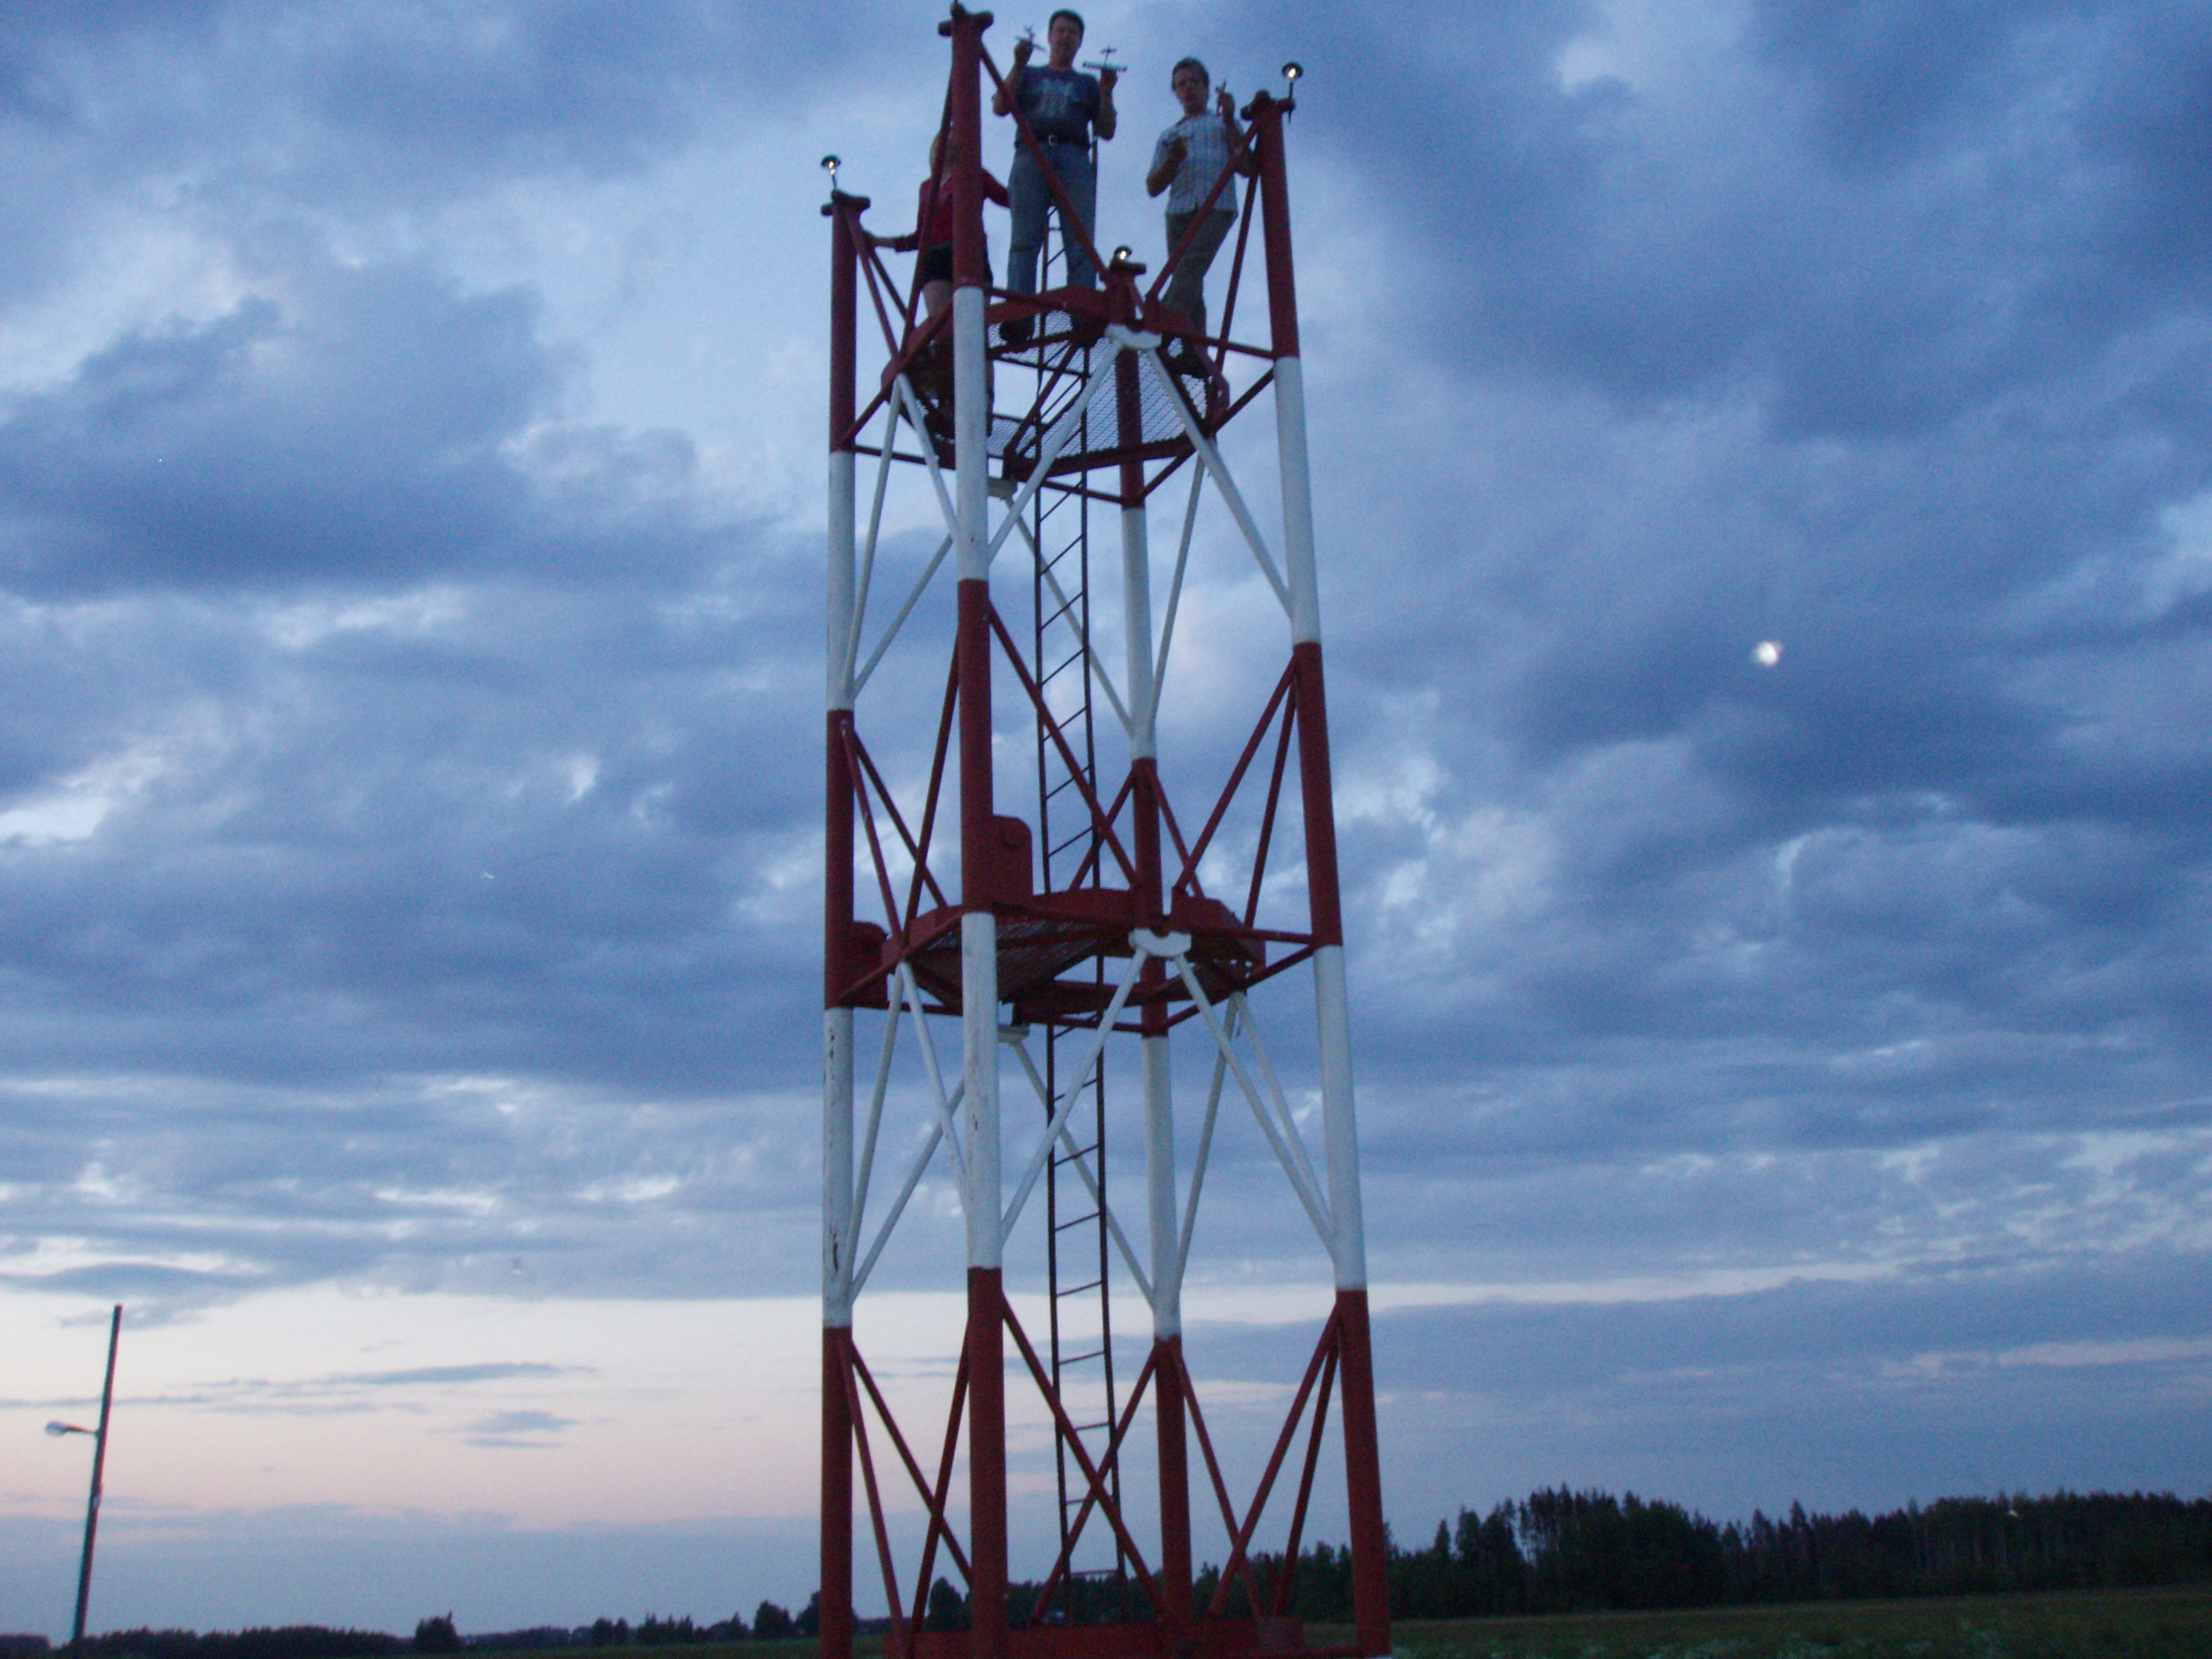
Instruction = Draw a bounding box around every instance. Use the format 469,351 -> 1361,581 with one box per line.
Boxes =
1146,58 -> 1252,350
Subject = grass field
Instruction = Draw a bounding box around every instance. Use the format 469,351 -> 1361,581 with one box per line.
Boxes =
484,1589 -> 2212,1659
1368,1584 -> 2212,1657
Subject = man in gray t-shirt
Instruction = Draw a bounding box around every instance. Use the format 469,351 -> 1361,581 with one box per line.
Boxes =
995,7 -> 1117,316
1146,57 -> 1249,344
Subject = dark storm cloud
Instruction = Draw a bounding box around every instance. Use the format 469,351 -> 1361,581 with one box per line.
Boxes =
0,0 -> 906,207
1403,1250 -> 2212,1391
0,53 -> 829,1303
0,567 -> 817,1087
1750,0 -> 2065,167
0,264 -> 547,595
1368,1252 -> 2212,1519
1154,1249 -> 2212,1523
1226,0 -> 2209,455
0,214 -> 819,1106
0,1069 -> 822,1306
2075,10 -> 2212,288
1111,6 -> 2212,1378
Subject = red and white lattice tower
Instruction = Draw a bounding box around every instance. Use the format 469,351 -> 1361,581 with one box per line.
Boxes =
821,11 -> 1388,1659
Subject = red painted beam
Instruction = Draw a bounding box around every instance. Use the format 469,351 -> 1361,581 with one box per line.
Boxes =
821,1330 -> 855,1659
1154,1338 -> 1195,1645
1334,1292 -> 1391,1657
1289,641 -> 1343,946
1248,95 -> 1300,361
967,1268 -> 1009,1659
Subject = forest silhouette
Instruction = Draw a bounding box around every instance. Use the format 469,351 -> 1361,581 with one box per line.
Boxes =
46,1487 -> 2211,1655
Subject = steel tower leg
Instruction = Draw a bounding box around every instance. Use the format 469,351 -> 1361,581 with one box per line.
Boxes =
1253,92 -> 1390,1658
950,16 -> 1008,1659
1115,340 -> 1194,1636
822,181 -> 861,1659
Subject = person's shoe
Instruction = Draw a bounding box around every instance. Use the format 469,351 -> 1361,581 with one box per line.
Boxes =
1000,315 -> 1032,346
1205,367 -> 1230,423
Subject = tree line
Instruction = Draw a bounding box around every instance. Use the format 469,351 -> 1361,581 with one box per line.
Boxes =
54,1487 -> 2212,1655
62,1599 -> 826,1659
68,1633 -> 404,1659
1211,1487 -> 2212,1621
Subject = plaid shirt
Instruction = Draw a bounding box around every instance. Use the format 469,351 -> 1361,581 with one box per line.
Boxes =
1152,111 -> 1240,217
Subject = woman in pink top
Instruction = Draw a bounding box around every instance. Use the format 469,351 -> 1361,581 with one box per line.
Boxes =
916,131 -> 1010,321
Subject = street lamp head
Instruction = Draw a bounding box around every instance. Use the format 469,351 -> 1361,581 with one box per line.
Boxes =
47,1420 -> 87,1437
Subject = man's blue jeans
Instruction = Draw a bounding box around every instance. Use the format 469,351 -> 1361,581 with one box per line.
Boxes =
1007,141 -> 1097,294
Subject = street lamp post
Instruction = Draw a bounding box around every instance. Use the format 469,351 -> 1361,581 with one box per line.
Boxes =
45,1304 -> 121,1652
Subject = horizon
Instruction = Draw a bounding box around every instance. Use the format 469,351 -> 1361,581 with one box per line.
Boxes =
10,1482 -> 2210,1645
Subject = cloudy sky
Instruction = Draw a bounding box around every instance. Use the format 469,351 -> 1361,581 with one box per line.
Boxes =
6,0 -> 2212,1641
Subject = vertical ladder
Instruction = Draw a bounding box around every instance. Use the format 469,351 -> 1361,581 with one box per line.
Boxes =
1025,266 -> 1125,1615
